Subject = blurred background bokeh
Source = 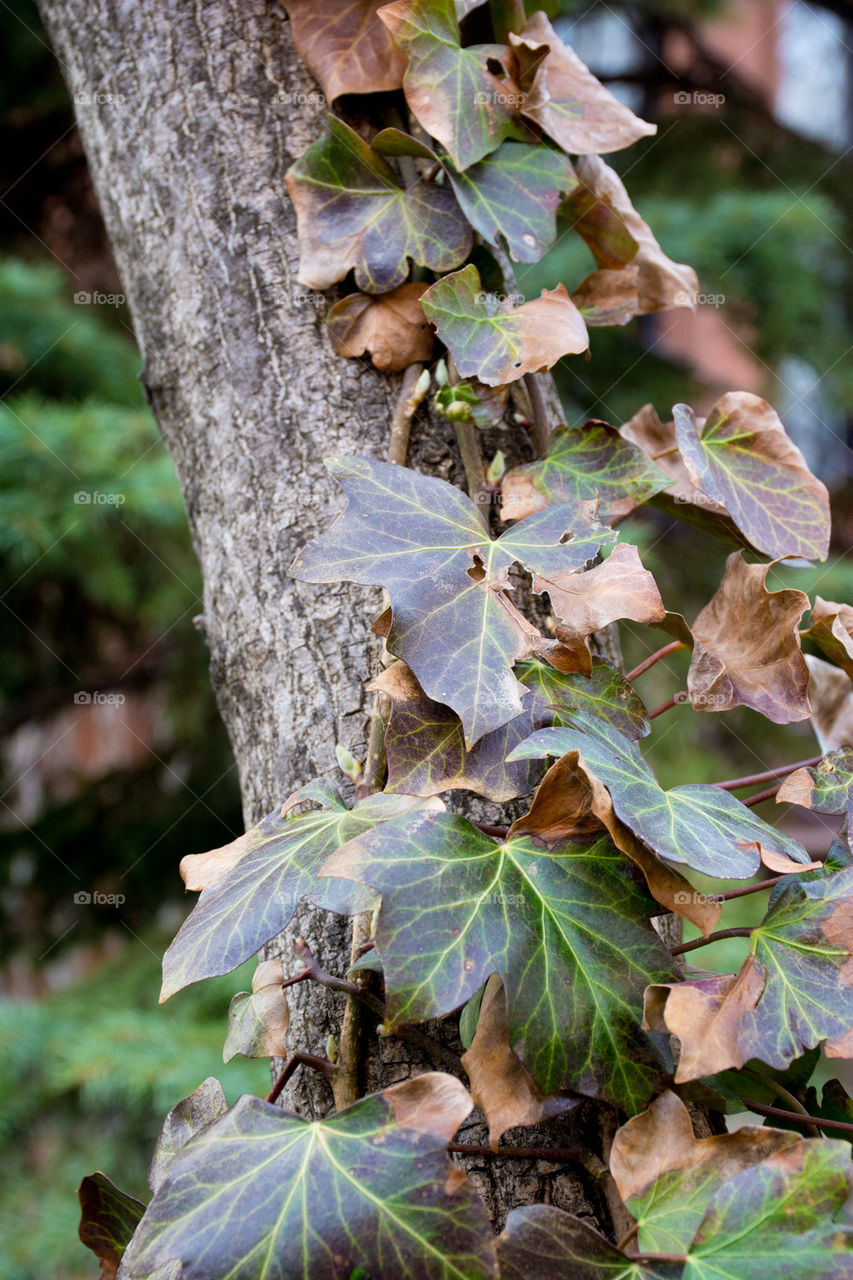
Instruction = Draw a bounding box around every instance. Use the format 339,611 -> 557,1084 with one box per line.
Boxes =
1,1 -> 851,1275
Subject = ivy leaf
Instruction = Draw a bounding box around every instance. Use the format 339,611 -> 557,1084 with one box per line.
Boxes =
290,455 -> 612,745
497,1204 -> 681,1280
802,597 -> 853,678
374,656 -> 648,802
777,747 -> 853,824
280,0 -> 406,99
327,283 -> 434,372
572,265 -> 644,327
79,1173 -> 146,1278
509,12 -> 656,155
620,404 -> 729,517
421,264 -> 588,386
688,553 -> 811,723
223,959 -> 290,1063
572,157 -> 698,313
120,1076 -> 498,1280
285,116 -> 471,292
159,790 -> 438,1000
323,809 -> 677,1107
500,421 -> 666,523
805,655 -> 853,753
379,0 -> 522,170
645,865 -> 853,1078
509,719 -> 811,878
673,393 -> 831,562
461,975 -> 579,1147
148,1079 -> 228,1195
535,543 -> 665,672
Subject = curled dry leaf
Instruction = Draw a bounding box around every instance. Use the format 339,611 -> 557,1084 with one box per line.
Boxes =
223,959 -> 290,1063
535,543 -> 665,673
286,116 -> 471,293
279,0 -> 406,99
674,392 -> 831,562
327,283 -> 434,372
500,419 -> 665,524
421,264 -> 588,387
571,264 -> 641,327
777,747 -> 853,825
508,12 -> 655,155
688,552 -> 811,723
574,155 -> 698,313
803,596 -> 853,678
384,1071 -> 474,1141
461,975 -> 578,1147
379,0 -> 522,171
645,865 -> 853,1079
805,655 -> 853,752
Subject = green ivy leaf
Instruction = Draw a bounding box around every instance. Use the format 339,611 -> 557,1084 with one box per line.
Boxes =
78,1172 -> 145,1272
285,116 -> 471,292
323,810 -> 677,1106
148,1078 -> 228,1194
290,456 -> 612,745
509,719 -> 811,878
673,394 -> 830,562
501,421 -> 667,523
497,1204 -> 680,1280
778,748 -> 853,824
159,791 -> 435,1000
379,0 -> 523,170
375,657 -> 648,801
120,1082 -> 497,1280
421,265 -> 588,386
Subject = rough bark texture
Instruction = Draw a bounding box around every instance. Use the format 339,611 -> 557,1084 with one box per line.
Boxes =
37,0 -> 649,1237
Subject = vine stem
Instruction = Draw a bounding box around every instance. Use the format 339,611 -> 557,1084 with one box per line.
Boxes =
616,1222 -> 640,1253
648,692 -> 687,719
714,876 -> 783,901
266,1053 -> 337,1105
742,1070 -> 821,1138
625,641 -> 685,681
741,783 -> 781,808
737,1098 -> 853,1136
670,926 -> 753,957
714,756 -> 822,791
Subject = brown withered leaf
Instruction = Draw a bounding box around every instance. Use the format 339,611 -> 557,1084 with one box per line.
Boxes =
803,597 -> 853,678
574,156 -> 698,312
327,283 -> 434,372
535,543 -> 666,674
806,655 -> 853,752
509,750 -> 722,936
461,975 -> 578,1147
280,1 -> 406,100
572,265 -> 640,327
509,12 -> 655,155
644,960 -> 766,1082
687,552 -> 811,723
384,1071 -> 474,1141
777,748 -> 853,827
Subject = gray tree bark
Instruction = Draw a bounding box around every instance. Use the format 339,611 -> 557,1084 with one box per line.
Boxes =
38,0 -> 641,1236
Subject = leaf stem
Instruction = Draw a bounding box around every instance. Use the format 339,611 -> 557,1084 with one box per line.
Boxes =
744,1073 -> 821,1139
670,926 -> 753,957
475,822 -> 509,838
294,937 -> 385,1020
522,373 -> 551,457
389,361 -> 423,468
616,1222 -> 639,1253
266,1053 -> 337,1105
625,641 -> 685,681
737,1097 -> 853,1136
648,691 -> 687,719
713,756 -> 822,792
741,783 -> 781,808
714,876 -> 783,902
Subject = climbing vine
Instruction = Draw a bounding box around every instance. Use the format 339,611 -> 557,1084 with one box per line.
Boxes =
79,3 -> 853,1277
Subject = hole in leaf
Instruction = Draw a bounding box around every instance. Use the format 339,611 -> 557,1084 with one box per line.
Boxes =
486,57 -> 505,77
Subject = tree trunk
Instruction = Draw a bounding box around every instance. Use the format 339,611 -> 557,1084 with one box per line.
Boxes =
38,0 -> 628,1235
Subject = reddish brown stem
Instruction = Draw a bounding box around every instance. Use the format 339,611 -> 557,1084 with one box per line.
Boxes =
738,1098 -> 853,1136
670,927 -> 753,957
648,692 -> 687,719
266,1053 -> 337,1104
714,756 -> 822,791
742,783 -> 781,808
714,876 -> 784,901
625,641 -> 685,681
476,822 -> 509,838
